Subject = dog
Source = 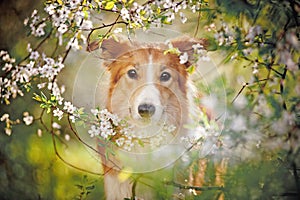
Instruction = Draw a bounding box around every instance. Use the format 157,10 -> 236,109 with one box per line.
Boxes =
95,35 -> 225,199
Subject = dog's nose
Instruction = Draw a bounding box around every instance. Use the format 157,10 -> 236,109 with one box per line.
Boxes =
138,103 -> 155,118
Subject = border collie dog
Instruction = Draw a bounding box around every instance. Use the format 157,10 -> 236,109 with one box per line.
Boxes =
97,36 -> 210,200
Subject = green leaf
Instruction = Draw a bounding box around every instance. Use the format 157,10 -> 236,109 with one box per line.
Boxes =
50,95 -> 56,102
105,151 -> 109,160
75,184 -> 83,190
137,138 -> 144,147
85,185 -> 95,190
206,36 -> 218,51
163,48 -> 180,55
187,65 -> 196,74
105,1 -> 115,10
111,34 -> 119,42
46,107 -> 51,114
266,95 -> 282,118
41,91 -> 47,102
75,120 -> 85,127
33,93 -> 42,102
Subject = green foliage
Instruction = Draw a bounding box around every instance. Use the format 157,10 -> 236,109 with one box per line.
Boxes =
74,175 -> 97,200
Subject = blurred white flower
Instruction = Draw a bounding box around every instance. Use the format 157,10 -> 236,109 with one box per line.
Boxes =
37,129 -> 43,137
179,12 -> 187,23
81,20 -> 93,30
91,108 -> 99,116
65,134 -> 70,141
286,30 -> 300,50
201,95 -> 218,112
233,95 -> 248,109
1,113 -> 9,121
114,28 -> 123,34
179,52 -> 188,64
230,115 -> 247,132
68,0 -> 81,9
52,122 -> 61,129
246,26 -> 262,44
23,112 -> 34,125
116,137 -> 125,147
5,128 -> 12,136
69,115 -> 76,123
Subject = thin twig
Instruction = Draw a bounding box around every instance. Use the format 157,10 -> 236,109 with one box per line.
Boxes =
231,83 -> 248,104
194,4 -> 202,37
86,15 -> 125,46
164,180 -> 224,191
51,113 -> 103,176
291,161 -> 300,199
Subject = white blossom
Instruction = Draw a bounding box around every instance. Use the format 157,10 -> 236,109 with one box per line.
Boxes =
120,8 -> 130,21
246,26 -> 262,44
113,28 -> 123,34
179,12 -> 187,23
58,24 -> 68,34
179,52 -> 188,64
88,125 -> 100,137
45,4 -> 56,15
63,101 -> 76,114
0,113 -> 9,121
37,129 -> 43,137
5,128 -> 12,136
29,51 -> 40,60
81,20 -> 93,30
69,115 -> 76,123
116,137 -> 125,147
252,62 -> 259,74
68,0 -> 81,9
23,112 -> 34,125
52,122 -> 61,129
53,108 -> 64,120
2,54 -> 11,62
37,82 -> 47,89
2,63 -> 13,71
33,22 -> 46,37
230,115 -> 247,132
91,108 -> 99,116
65,134 -> 70,141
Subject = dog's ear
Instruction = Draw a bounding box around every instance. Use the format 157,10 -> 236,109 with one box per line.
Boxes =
100,36 -> 133,66
171,36 -> 208,64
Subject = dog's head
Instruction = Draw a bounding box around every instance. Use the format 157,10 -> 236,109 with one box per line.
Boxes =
100,36 -> 207,132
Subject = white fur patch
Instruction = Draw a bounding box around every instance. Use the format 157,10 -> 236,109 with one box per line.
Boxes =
146,54 -> 154,83
132,54 -> 163,123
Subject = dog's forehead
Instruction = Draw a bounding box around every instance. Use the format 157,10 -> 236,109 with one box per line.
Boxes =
129,48 -> 180,67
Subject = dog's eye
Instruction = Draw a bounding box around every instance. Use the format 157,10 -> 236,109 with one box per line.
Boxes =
127,69 -> 138,79
160,72 -> 171,82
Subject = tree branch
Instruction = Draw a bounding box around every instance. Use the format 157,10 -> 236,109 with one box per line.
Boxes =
164,180 -> 224,191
